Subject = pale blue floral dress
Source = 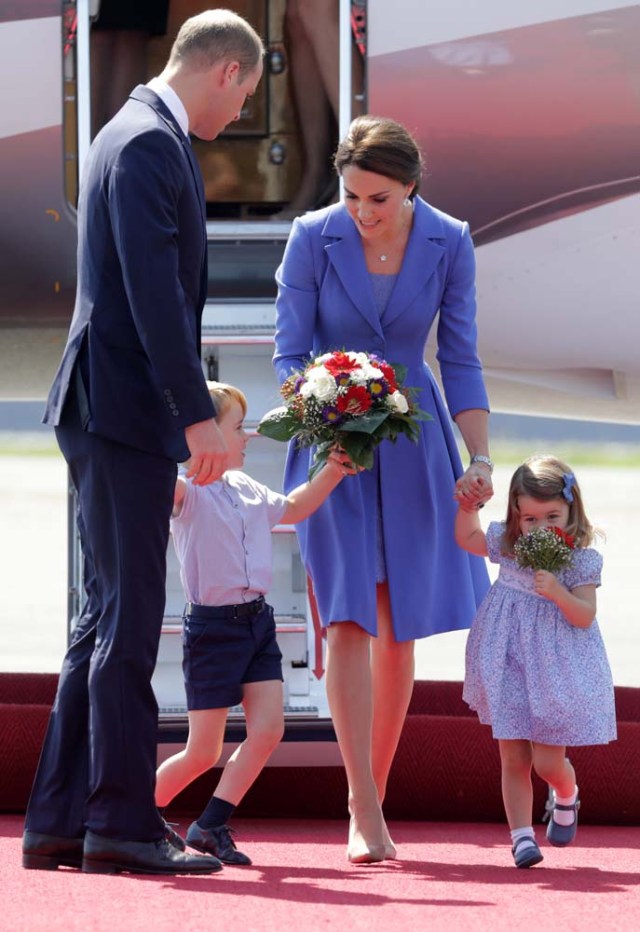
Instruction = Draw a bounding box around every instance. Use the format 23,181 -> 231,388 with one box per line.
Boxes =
463,521 -> 617,745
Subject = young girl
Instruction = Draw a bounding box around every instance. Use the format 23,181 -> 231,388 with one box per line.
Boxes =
455,454 -> 616,869
155,381 -> 356,867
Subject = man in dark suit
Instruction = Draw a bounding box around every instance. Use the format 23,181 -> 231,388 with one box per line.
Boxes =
23,9 -> 264,875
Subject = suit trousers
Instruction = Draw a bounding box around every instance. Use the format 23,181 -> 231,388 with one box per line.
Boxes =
25,401 -> 176,840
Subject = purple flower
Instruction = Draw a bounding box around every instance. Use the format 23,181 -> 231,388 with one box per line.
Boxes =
322,405 -> 343,424
368,379 -> 388,398
293,376 -> 305,394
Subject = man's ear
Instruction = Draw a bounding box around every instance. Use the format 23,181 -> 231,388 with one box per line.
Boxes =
222,60 -> 240,85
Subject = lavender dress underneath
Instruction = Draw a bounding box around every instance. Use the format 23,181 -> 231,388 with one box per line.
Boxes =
463,522 -> 617,746
370,272 -> 398,584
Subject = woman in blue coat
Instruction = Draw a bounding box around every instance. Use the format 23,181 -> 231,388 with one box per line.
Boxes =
273,116 -> 493,863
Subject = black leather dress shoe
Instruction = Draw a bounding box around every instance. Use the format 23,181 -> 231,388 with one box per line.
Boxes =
162,819 -> 186,851
23,831 -> 84,871
186,821 -> 252,866
82,830 -> 223,875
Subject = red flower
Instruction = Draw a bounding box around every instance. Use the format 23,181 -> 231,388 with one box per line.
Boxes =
324,352 -> 359,375
378,362 -> 398,392
337,385 -> 372,415
549,526 -> 576,549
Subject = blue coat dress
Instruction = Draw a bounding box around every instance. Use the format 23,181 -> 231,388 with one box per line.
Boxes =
273,198 -> 491,641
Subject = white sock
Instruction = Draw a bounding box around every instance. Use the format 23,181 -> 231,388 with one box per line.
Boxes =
553,785 -> 578,826
510,826 -> 536,849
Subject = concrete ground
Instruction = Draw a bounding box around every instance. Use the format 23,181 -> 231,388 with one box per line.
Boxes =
0,454 -> 638,687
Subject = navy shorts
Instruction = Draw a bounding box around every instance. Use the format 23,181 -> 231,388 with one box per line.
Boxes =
182,598 -> 283,710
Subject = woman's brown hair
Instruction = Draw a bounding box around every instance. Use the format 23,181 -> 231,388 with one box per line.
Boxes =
333,116 -> 424,197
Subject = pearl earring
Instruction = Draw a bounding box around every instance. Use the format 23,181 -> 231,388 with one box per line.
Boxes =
404,197 -> 412,207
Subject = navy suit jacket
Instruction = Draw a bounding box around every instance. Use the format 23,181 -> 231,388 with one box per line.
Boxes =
44,86 -> 214,461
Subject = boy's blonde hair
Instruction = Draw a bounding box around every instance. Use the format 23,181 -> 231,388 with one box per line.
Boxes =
503,454 -> 595,551
207,380 -> 247,420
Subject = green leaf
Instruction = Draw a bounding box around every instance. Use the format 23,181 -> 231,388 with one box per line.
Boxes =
339,411 -> 390,434
338,433 -> 376,469
308,447 -> 331,481
391,363 -> 407,384
257,407 -> 299,442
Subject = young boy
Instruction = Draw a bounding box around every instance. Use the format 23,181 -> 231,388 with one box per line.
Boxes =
155,381 -> 355,867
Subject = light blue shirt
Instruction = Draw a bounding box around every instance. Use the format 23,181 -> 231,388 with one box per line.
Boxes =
170,471 -> 288,606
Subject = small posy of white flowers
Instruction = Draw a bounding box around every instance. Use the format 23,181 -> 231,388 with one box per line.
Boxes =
514,526 -> 575,574
387,390 -> 409,414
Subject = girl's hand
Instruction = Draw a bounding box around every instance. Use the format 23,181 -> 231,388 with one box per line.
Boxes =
534,570 -> 565,602
454,464 -> 494,510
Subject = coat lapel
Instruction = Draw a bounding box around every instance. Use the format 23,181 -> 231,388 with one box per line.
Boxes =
321,200 -> 447,334
129,85 -> 208,324
129,86 -> 207,225
321,206 -> 384,338
381,198 -> 447,328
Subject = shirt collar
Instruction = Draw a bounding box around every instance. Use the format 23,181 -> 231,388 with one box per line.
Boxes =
147,77 -> 189,139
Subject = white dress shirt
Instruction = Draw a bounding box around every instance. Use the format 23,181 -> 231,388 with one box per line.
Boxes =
146,76 -> 189,138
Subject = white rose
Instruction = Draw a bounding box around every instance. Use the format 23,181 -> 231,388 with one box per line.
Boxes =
301,368 -> 338,402
388,390 -> 409,414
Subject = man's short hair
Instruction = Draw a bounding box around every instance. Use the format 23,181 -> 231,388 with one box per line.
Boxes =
169,9 -> 264,79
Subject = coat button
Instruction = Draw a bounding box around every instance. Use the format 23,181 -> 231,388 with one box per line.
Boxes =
172,410 -> 179,417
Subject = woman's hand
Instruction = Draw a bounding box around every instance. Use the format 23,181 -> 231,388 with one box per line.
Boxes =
454,463 -> 494,511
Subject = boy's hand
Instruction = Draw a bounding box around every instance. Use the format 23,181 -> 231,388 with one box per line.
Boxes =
326,448 -> 359,478
185,419 -> 228,485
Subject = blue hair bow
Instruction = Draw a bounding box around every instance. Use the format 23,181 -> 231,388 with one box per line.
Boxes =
562,472 -> 576,503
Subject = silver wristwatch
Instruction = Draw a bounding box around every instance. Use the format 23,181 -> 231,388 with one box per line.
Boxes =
470,454 -> 494,473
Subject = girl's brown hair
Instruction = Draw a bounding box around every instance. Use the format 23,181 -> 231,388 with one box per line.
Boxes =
333,115 -> 424,197
206,380 -> 247,419
502,454 -> 595,551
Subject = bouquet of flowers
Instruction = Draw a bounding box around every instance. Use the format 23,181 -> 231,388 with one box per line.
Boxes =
258,350 -> 431,477
514,526 -> 576,573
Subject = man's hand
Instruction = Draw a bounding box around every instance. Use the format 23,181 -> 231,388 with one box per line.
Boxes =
184,419 -> 228,485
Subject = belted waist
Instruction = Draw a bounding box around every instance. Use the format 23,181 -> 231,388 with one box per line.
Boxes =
185,596 -> 266,620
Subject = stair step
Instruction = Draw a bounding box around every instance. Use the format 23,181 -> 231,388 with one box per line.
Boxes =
159,703 -> 319,722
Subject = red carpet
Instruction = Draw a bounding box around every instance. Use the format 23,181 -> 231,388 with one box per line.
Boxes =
2,675 -> 639,928
2,675 -> 639,823
1,815 -> 639,930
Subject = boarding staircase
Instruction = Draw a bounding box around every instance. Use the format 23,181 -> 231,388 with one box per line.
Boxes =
149,226 -> 332,743
65,229 -> 334,761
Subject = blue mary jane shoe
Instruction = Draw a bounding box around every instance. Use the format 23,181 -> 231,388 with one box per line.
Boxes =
545,790 -> 580,847
512,836 -> 544,869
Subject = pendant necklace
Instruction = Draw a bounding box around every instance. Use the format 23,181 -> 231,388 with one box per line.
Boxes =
374,201 -> 413,263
